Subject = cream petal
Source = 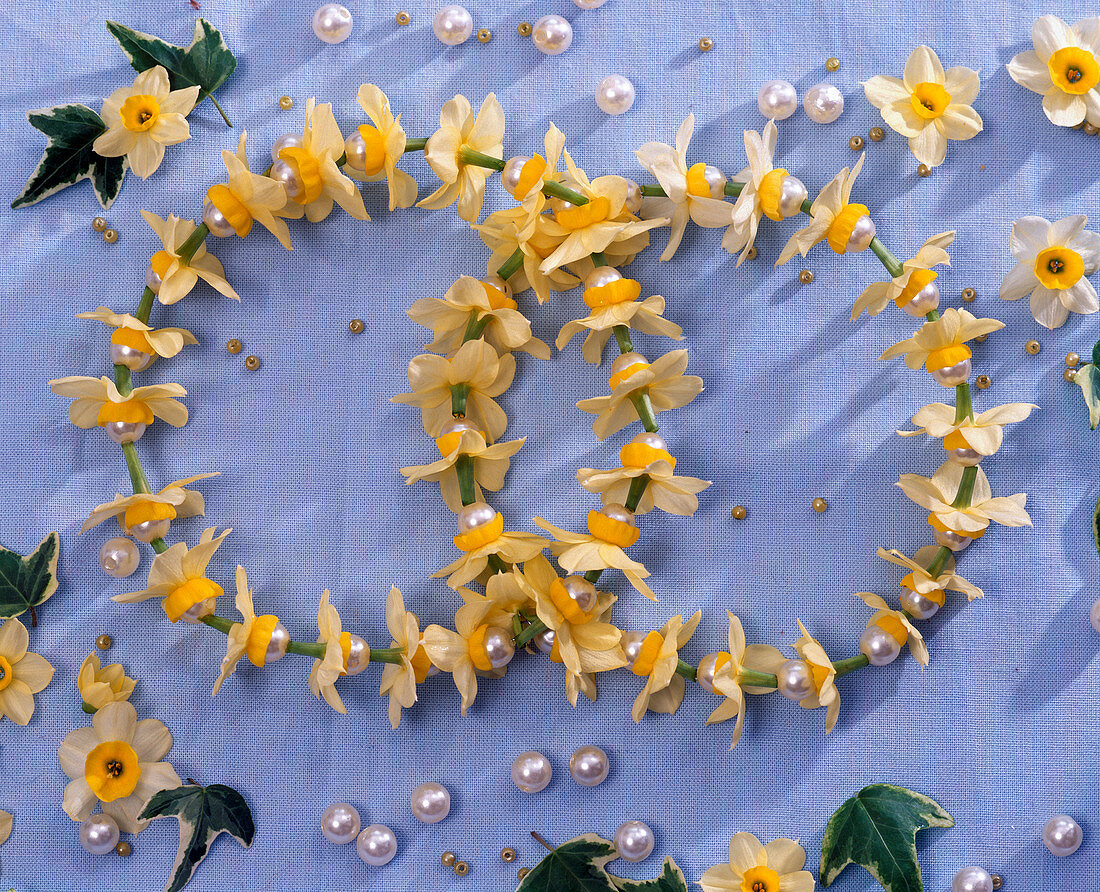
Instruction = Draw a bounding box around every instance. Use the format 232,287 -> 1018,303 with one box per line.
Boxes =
1031,285 -> 1070,328
909,125 -> 946,168
999,260 -> 1039,301
92,126 -> 138,159
62,779 -> 98,822
727,831 -> 765,875
763,837 -> 807,873
1007,50 -> 1054,94
903,45 -> 945,89
14,651 -> 53,693
132,718 -> 173,762
149,113 -> 191,147
1043,88 -> 1087,127
1060,278 -> 1099,315
129,137 -> 166,179
0,618 -> 29,662
0,682 -> 35,725
1033,15 -> 1076,62
943,66 -> 981,104
778,870 -> 818,892
1010,216 -> 1052,259
863,75 -> 910,108
92,700 -> 138,744
941,104 -> 983,140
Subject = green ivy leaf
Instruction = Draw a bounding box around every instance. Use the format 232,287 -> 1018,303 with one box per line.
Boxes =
0,533 -> 60,621
11,105 -> 125,209
516,835 -> 688,892
1076,361 -> 1100,430
138,783 -> 255,892
610,859 -> 689,892
820,784 -> 953,892
1092,493 -> 1100,558
106,19 -> 236,125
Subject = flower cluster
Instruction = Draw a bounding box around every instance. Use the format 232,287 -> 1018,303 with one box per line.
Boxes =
1008,15 -> 1100,130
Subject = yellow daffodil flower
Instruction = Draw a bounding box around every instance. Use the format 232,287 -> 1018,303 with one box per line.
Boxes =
59,701 -> 180,834
635,114 -> 734,260
80,473 -> 218,538
854,592 -> 929,667
899,401 -> 1037,458
999,215 -> 1100,329
76,307 -> 198,361
879,545 -> 984,602
475,207 -> 577,304
556,275 -> 683,364
501,123 -> 567,240
141,210 -> 240,305
705,613 -> 785,749
792,620 -> 841,733
379,586 -> 432,729
308,589 -> 350,714
115,527 -> 231,622
78,653 -> 136,712
878,308 -> 1003,374
0,617 -> 54,725
49,375 -> 188,432
1008,15 -> 1100,128
400,427 -> 525,512
461,568 -> 535,628
535,512 -> 654,600
408,275 -> 549,358
851,231 -> 955,319
207,132 -> 296,249
0,811 -> 10,846
576,349 -> 703,440
420,93 -> 505,222
392,339 -> 516,439
863,46 -> 983,168
627,612 -> 701,722
435,510 -> 548,589
213,566 -> 287,695
421,601 -> 502,715
93,65 -> 199,179
898,460 -> 1031,535
699,832 -> 816,892
345,84 -> 417,211
577,437 -> 710,516
776,154 -> 873,265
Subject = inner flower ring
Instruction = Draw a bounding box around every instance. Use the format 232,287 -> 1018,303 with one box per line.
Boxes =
120,94 -> 161,133
909,82 -> 952,120
1048,46 -> 1100,95
741,864 -> 781,892
0,655 -> 11,692
84,740 -> 141,802
1034,245 -> 1085,290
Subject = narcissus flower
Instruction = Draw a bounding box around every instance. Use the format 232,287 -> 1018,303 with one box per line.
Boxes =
400,426 -> 525,512
79,473 -> 218,538
1007,15 -> 1100,128
635,114 -> 734,260
854,592 -> 928,667
792,620 -> 841,733
59,701 -> 180,833
0,617 -> 54,725
379,586 -> 431,729
345,84 -> 417,211
78,653 -> 136,712
878,308 -> 1003,374
999,215 -> 1100,329
535,508 -> 654,600
502,124 -> 567,240
76,307 -> 198,361
475,207 -> 577,304
49,375 -> 188,432
699,832 -> 816,892
851,231 -> 955,319
899,401 -> 1037,458
141,211 -> 240,305
115,527 -> 231,622
213,566 -> 288,695
308,589 -> 349,714
897,461 -> 1031,535
392,339 -> 516,439
863,45 -> 983,168
421,601 -> 503,715
777,154 -> 874,265
626,612 -> 701,722
93,65 -> 199,178
207,132 -> 295,249
420,93 -> 505,222
879,545 -> 983,602
705,612 -> 785,749
576,435 -> 710,516
435,507 -> 548,589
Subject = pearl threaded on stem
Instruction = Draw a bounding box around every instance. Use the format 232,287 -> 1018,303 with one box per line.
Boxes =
202,200 -> 236,238
269,159 -> 303,200
934,529 -> 973,551
270,133 -> 303,164
345,633 -> 370,675
613,821 -> 654,862
343,130 -> 368,171
776,659 -> 814,700
931,358 -> 971,387
900,588 -> 940,620
803,83 -> 844,123
501,156 -> 529,195
859,625 -> 902,666
180,599 -> 216,625
106,421 -> 146,445
457,501 -> 496,533
600,502 -> 636,526
623,178 -> 643,214
952,866 -> 994,892
410,781 -> 451,823
482,627 -> 515,669
79,814 -> 120,855
777,176 -> 808,217
585,266 -> 622,290
947,447 -> 983,467
129,518 -> 170,544
482,274 -> 513,299
903,280 -> 940,317
845,215 -> 877,253
561,576 -> 598,613
1091,597 -> 1100,633
1042,814 -> 1083,856
621,630 -> 646,669
532,15 -> 573,55
757,80 -> 798,120
266,622 -> 290,662
569,745 -> 610,787
695,652 -> 726,694
534,628 -> 555,654
433,5 -> 473,45
511,751 -> 552,793
320,802 -> 361,845
357,824 -> 398,866
109,342 -> 153,371
312,3 -> 353,44
595,75 -> 636,116
99,537 -> 140,579
573,0 -> 609,7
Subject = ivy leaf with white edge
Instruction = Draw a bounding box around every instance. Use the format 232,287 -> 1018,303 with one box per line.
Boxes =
820,784 -> 953,892
609,859 -> 689,892
11,105 -> 125,209
1074,340 -> 1100,430
515,834 -> 688,892
0,532 -> 60,623
138,783 -> 255,892
106,19 -> 236,126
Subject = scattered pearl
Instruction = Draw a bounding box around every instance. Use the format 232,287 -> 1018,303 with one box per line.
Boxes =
79,814 -> 120,855
96,633 -> 113,650
245,355 -> 261,371
477,27 -> 492,43
320,802 -> 361,845
757,80 -> 798,120
731,505 -> 747,520
825,56 -> 841,72
410,781 -> 451,824
357,824 -> 398,866
395,11 -> 411,26
595,75 -> 635,116
1091,598 -> 1100,633
532,14 -> 573,55
1065,368 -> 1078,383
92,216 -> 107,232
614,821 -> 654,862
803,83 -> 845,124
859,625 -> 901,666
961,287 -> 977,302
1066,351 -> 1081,368
1042,814 -> 1083,856
517,21 -> 532,36
917,163 -> 932,177
511,751 -> 552,793
1025,339 -> 1041,355
115,841 -> 132,857
974,374 -> 991,390
453,860 -> 470,876
952,866 -> 994,892
103,228 -> 119,244
812,497 -> 828,513
441,851 -> 457,866
433,5 -> 473,46
776,659 -> 814,701
698,36 -> 714,52
349,318 -> 365,334
99,537 -> 140,579
799,269 -> 814,285
226,338 -> 243,354
848,135 -> 864,151
312,3 -> 353,44
278,95 -> 294,110
501,846 -> 517,862
569,745 -> 610,787
869,126 -> 886,141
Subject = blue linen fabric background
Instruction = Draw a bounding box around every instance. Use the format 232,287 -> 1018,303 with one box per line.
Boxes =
1,0 -> 1099,889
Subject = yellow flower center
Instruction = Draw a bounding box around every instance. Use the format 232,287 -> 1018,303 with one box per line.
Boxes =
741,865 -> 781,892
122,500 -> 177,530
453,512 -> 504,552
150,250 -> 176,279
96,398 -> 154,428
278,146 -> 325,205
409,644 -> 434,683
685,162 -> 718,198
549,577 -> 595,625
927,513 -> 986,539
0,655 -> 12,692
84,740 -> 141,802
110,327 -> 155,355
757,168 -> 791,222
1048,46 -> 1100,95
924,343 -> 971,373
587,509 -> 640,548
514,154 -> 548,200
942,429 -> 972,451
467,624 -> 496,671
481,280 -> 518,310
119,94 -> 161,133
339,631 -> 352,673
357,124 -> 388,176
619,441 -> 676,470
826,203 -> 871,254
1034,246 -> 1085,290
162,576 -> 224,623
630,630 -> 664,677
909,82 -> 951,120
873,615 -> 910,647
245,615 -> 282,667
555,195 -> 611,231
899,574 -> 947,605
206,184 -> 254,238
583,278 -> 641,309
894,269 -> 938,309
435,427 -> 485,456
607,361 -> 649,390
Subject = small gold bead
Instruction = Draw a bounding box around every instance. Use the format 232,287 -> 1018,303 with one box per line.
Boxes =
698,37 -> 714,52
92,216 -> 107,232
975,374 -> 991,390
103,228 -> 119,244
973,333 -> 988,343
517,22 -> 532,36
501,847 -> 517,862
395,10 -> 411,25
744,245 -> 758,260
798,269 -> 814,285
961,287 -> 977,302
1066,351 -> 1081,367
825,56 -> 840,72
454,860 -> 470,876
226,338 -> 242,354
278,95 -> 294,110
441,851 -> 456,867
349,318 -> 364,334
115,841 -> 132,857
96,634 -> 113,651
518,868 -> 531,880
848,135 -> 864,151
991,876 -> 1003,891
1064,368 -> 1078,383
244,355 -> 261,371
868,126 -> 885,142
731,505 -> 747,520
477,27 -> 492,43
812,497 -> 828,513
917,163 -> 932,178
1025,339 -> 1041,355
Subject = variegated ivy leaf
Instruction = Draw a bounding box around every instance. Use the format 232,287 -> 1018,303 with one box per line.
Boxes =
0,532 -> 60,622
1074,340 -> 1100,430
515,834 -> 688,892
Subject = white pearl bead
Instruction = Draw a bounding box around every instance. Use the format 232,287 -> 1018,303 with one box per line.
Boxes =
534,628 -> 555,654
595,75 -> 635,116
777,659 -> 814,701
432,5 -> 473,46
129,518 -> 170,544
99,537 -> 140,579
621,630 -> 646,669
410,782 -> 451,824
457,501 -> 496,533
270,133 -> 303,164
1091,597 -> 1100,633
320,802 -> 361,845
105,421 -> 146,445
844,215 -> 876,253
266,621 -> 290,662
585,266 -> 622,290
269,159 -> 303,200
356,824 -> 398,866
803,83 -> 845,124
482,275 -> 513,300
600,502 -> 635,526
79,813 -> 120,855
623,178 -> 643,214
1042,814 -> 1083,856
695,652 -> 726,694
561,576 -> 598,613
614,821 -> 654,862
532,14 -> 573,55
569,745 -> 609,787
947,447 -> 983,467
345,633 -> 370,675
202,199 -> 236,238
952,866 -> 994,892
180,598 -> 216,624
900,588 -> 941,620
482,627 -> 515,669
312,3 -> 353,44
757,80 -> 798,120
778,175 -> 808,217
610,352 -> 647,377
501,156 -> 529,195
903,280 -> 941,317
931,358 -> 971,387
438,417 -> 480,438
934,529 -> 973,551
511,751 -> 552,793
343,130 -> 368,171
145,263 -> 162,294
630,431 -> 668,451
573,0 -> 609,7
859,625 -> 901,666
109,342 -> 153,371
701,165 -> 727,198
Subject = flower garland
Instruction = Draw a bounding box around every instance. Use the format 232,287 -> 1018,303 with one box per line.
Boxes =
49,81 -> 1036,758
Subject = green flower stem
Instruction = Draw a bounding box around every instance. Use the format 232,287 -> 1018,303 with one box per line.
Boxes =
582,568 -> 604,584
675,658 -> 697,681
199,614 -> 235,635
625,475 -> 650,513
204,92 -> 232,128
512,613 -> 523,638
613,324 -> 633,353
869,237 -> 905,279
458,146 -> 506,171
286,640 -> 327,659
925,309 -> 941,322
723,181 -> 745,199
135,286 -> 156,324
487,553 -> 510,574
952,465 -> 977,508
149,537 -> 169,555
640,184 -> 666,197
514,618 -> 548,648
463,312 -> 490,342
955,383 -> 973,423
456,145 -> 589,206
177,223 -> 209,266
456,454 -> 476,506
82,701 -> 98,715
629,392 -> 659,432
368,647 -> 406,665
833,654 -> 870,678
122,442 -> 153,495
403,137 -> 428,153
926,545 -> 953,579
114,363 -> 132,395
736,668 -> 778,688
541,179 -> 590,206
496,248 -> 524,280
591,251 -> 608,267
450,383 -> 469,417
